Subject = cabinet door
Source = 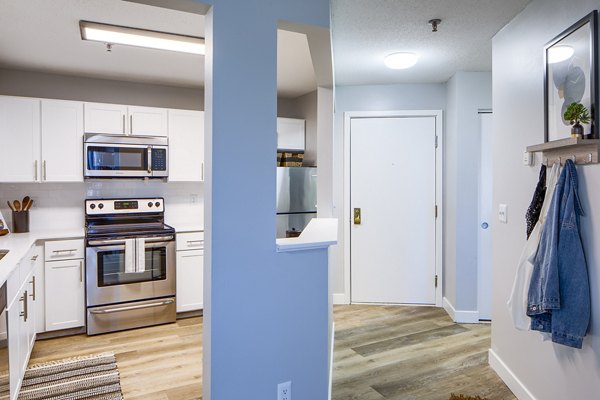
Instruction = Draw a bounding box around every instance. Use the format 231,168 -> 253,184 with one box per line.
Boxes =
277,117 -> 305,151
168,110 -> 204,181
129,106 -> 168,137
32,245 -> 45,334
0,96 -> 40,182
7,296 -> 22,399
84,102 -> 127,135
45,259 -> 85,331
41,100 -> 84,182
176,250 -> 203,312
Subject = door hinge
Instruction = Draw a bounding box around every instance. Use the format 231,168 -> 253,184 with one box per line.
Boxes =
435,275 -> 438,288
435,135 -> 438,148
435,205 -> 438,219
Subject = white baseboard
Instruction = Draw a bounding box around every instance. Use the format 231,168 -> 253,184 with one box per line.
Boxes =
332,293 -> 348,305
489,348 -> 536,400
442,297 -> 479,323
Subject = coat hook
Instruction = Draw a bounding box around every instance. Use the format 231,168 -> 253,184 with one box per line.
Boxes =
589,153 -> 593,163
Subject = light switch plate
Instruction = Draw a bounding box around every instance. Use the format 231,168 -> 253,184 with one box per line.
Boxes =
523,151 -> 533,166
499,204 -> 508,223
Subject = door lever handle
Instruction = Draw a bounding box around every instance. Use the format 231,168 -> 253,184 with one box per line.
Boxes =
354,208 -> 361,225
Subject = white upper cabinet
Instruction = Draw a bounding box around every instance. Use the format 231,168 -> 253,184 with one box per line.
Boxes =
84,102 -> 128,135
84,103 -> 167,137
168,109 -> 204,181
129,106 -> 168,137
41,99 -> 84,182
277,117 -> 305,151
0,96 -> 40,182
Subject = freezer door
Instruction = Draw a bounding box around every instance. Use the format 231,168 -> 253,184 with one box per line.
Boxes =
276,167 -> 317,214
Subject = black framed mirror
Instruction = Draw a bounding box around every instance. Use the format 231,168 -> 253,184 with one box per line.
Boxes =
544,11 -> 598,142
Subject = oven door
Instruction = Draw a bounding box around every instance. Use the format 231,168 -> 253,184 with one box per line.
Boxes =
84,143 -> 152,178
86,237 -> 175,307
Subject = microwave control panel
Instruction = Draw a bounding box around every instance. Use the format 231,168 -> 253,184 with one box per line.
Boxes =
152,148 -> 167,171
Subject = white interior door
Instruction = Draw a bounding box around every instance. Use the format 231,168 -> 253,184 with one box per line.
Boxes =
350,116 -> 437,304
477,112 -> 493,320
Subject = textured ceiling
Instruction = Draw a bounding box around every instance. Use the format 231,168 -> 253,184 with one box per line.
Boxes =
331,0 -> 531,85
0,0 -> 317,98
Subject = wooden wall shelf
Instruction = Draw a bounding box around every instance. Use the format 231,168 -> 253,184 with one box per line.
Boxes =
526,138 -> 599,165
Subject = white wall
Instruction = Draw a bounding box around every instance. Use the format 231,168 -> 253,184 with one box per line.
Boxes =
332,83 -> 446,300
203,0 -> 332,399
0,68 -> 204,110
491,1 -> 600,399
444,72 -> 492,315
0,182 -> 203,232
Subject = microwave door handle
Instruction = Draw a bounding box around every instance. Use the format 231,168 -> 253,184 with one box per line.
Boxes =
148,146 -> 152,174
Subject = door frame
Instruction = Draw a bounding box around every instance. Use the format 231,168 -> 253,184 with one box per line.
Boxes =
343,110 -> 444,307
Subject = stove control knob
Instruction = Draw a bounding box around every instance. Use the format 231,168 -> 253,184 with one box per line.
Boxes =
98,203 -> 104,209
155,201 -> 160,208
148,202 -> 153,208
90,203 -> 96,210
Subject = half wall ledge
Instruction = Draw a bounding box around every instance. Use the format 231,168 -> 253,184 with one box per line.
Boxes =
276,218 -> 338,252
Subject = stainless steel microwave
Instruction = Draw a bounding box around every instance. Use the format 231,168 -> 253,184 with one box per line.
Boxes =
84,133 -> 168,179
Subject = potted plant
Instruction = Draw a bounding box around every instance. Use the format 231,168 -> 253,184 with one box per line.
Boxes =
563,102 -> 591,139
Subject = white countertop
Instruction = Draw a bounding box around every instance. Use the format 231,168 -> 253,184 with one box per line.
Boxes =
276,218 -> 338,252
0,228 -> 85,286
170,224 -> 204,233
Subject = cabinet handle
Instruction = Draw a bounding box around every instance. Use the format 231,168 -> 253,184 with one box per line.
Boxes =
20,292 -> 28,322
122,114 -> 126,134
130,115 -> 133,135
29,276 -> 36,301
180,254 -> 202,258
201,163 -> 204,181
52,249 -> 78,254
80,260 -> 83,283
186,240 -> 204,243
34,160 -> 38,181
43,160 -> 47,181
30,255 -> 38,261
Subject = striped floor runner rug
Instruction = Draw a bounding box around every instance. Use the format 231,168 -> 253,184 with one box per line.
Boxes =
18,352 -> 123,400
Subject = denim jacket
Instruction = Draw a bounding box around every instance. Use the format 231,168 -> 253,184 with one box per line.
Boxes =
527,159 -> 590,349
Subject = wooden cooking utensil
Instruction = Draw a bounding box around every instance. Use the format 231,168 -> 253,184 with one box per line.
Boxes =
22,196 -> 30,211
7,201 -> 15,212
0,228 -> 8,237
24,199 -> 33,211
13,200 -> 21,212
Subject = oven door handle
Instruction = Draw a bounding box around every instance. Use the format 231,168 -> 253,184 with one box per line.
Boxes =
89,298 -> 174,314
87,236 -> 174,246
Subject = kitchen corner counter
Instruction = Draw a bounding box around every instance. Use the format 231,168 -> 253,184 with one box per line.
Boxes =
0,228 -> 85,285
276,218 -> 338,252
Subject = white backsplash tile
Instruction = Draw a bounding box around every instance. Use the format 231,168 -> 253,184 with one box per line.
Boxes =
0,181 -> 203,232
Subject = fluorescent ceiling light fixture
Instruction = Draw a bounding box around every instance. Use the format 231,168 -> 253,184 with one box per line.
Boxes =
384,52 -> 418,69
547,45 -> 574,64
80,21 -> 205,55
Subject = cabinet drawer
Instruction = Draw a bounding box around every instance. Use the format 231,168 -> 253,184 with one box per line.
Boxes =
44,239 -> 84,261
176,232 -> 204,251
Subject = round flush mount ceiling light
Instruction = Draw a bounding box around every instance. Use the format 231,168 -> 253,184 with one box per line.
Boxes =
547,45 -> 574,64
384,52 -> 418,69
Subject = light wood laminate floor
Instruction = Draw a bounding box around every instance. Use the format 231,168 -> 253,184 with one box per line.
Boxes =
28,306 -> 515,400
332,305 -> 516,400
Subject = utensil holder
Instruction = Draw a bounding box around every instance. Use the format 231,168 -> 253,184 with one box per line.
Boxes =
12,211 -> 29,233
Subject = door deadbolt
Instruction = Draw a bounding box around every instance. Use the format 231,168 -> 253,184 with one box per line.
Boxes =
354,208 -> 361,225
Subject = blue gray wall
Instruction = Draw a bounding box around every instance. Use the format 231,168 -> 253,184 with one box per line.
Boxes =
491,1 -> 600,398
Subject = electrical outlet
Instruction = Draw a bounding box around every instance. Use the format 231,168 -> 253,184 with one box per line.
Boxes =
499,204 -> 508,224
277,381 -> 292,400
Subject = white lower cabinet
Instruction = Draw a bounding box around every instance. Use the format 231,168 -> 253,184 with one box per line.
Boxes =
176,232 -> 204,312
44,240 -> 85,331
44,260 -> 85,331
7,245 -> 40,400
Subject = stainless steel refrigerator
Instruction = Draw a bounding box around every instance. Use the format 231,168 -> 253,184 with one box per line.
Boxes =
276,167 -> 317,238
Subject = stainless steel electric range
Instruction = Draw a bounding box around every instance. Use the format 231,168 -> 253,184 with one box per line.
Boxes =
85,198 -> 176,335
